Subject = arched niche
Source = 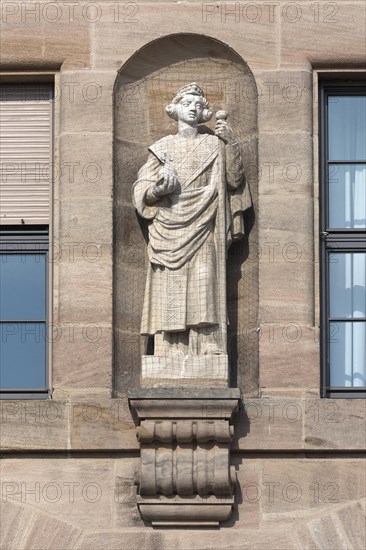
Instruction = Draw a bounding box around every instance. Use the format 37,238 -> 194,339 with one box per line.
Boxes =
113,34 -> 258,396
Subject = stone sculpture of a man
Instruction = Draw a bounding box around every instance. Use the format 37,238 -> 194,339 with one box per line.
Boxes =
133,83 -> 249,374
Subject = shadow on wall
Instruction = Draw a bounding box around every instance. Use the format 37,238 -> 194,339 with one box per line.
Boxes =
113,33 -> 259,396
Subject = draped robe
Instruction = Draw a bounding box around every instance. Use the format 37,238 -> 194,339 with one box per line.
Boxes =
133,132 -> 248,336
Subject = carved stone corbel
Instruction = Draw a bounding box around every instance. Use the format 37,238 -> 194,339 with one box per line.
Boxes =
128,388 -> 240,526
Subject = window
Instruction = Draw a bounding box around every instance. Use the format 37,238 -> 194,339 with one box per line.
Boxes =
0,227 -> 49,397
319,80 -> 366,398
0,83 -> 53,398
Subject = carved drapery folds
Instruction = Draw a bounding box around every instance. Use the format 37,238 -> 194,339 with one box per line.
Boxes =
129,389 -> 240,526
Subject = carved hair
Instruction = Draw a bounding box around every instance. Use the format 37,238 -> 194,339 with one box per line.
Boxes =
165,83 -> 212,123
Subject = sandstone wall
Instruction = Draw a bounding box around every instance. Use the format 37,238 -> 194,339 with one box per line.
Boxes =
0,1 -> 365,548
1,453 -> 365,549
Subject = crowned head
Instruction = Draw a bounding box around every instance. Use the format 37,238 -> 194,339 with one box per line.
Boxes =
165,83 -> 212,124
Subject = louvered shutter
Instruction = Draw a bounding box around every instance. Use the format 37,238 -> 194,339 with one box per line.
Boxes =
0,84 -> 52,225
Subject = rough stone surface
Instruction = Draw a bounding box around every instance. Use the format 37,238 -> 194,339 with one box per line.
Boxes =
113,457 -> 142,527
1,398 -> 364,453
234,398 -> 303,450
20,512 -> 82,550
115,204 -> 147,271
304,399 -> 366,450
259,260 -> 314,324
60,198 -> 112,244
256,227 -> 314,262
60,71 -> 115,134
254,69 -> 313,134
60,132 -> 113,197
75,531 -> 164,550
0,458 -> 365,548
0,499 -> 36,550
281,2 -> 366,68
0,458 -> 114,530
114,329 -> 142,391
229,457 -> 260,529
93,4 -> 278,70
161,528 -> 300,550
59,255 -> 112,323
336,500 -> 366,549
293,515 -> 350,550
0,9 -> 89,69
258,133 -> 313,195
259,325 -> 319,389
0,401 -> 69,451
261,459 -> 366,516
114,265 -> 146,332
52,323 -> 112,393
70,398 -> 137,450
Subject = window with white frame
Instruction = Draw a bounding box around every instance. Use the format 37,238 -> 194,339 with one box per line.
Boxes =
319,80 -> 366,398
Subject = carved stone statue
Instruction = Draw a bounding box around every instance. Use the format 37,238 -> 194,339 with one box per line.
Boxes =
133,83 -> 249,382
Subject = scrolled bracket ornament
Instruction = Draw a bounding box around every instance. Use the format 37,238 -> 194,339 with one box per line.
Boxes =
129,388 -> 240,527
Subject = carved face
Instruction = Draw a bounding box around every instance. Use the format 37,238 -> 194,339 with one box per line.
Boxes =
176,94 -> 204,125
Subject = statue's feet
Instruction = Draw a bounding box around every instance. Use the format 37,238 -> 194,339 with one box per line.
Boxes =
203,344 -> 224,355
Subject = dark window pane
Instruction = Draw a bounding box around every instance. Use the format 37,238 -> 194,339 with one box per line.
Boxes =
329,252 -> 366,318
328,164 -> 366,228
0,322 -> 46,389
328,96 -> 366,161
0,253 -> 46,320
329,321 -> 366,387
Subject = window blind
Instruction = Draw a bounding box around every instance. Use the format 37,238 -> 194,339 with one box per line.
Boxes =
0,84 -> 52,224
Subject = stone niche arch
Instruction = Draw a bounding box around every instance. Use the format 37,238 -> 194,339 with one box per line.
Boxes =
113,34 -> 258,396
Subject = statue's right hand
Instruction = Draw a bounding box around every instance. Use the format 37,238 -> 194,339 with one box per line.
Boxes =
153,159 -> 179,197
146,154 -> 178,203
154,172 -> 178,197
